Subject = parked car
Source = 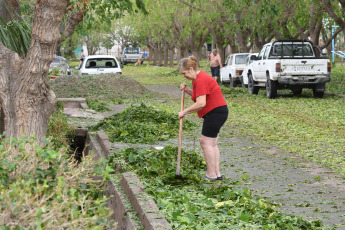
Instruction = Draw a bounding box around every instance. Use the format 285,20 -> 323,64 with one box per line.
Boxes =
241,53 -> 259,87
120,47 -> 144,65
49,56 -> 71,76
78,55 -> 122,75
246,40 -> 331,98
220,53 -> 250,87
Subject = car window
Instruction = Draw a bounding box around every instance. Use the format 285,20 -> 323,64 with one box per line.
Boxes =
229,56 -> 233,65
257,46 -> 267,60
263,45 -> 271,59
125,48 -> 139,54
248,55 -> 254,64
271,43 -> 314,57
51,59 -> 60,65
85,58 -> 118,68
235,54 -> 249,64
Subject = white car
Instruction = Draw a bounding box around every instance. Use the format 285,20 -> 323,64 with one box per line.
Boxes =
79,55 -> 122,75
241,53 -> 259,87
220,53 -> 250,87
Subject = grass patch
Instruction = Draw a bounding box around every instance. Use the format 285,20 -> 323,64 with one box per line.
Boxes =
108,146 -> 323,229
328,65 -> 345,95
222,86 -> 345,176
123,59 -> 211,88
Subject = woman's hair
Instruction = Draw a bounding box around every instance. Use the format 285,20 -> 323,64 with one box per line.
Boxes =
178,55 -> 198,71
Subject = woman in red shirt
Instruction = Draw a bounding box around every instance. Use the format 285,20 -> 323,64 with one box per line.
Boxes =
178,56 -> 228,181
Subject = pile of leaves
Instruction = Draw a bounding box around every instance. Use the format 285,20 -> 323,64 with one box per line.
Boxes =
108,146 -> 323,229
0,105 -> 114,229
50,74 -> 156,102
90,103 -> 195,144
0,137 -> 113,229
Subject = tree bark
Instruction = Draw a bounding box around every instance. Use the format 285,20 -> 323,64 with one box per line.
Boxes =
169,48 -> 174,68
158,42 -> 163,66
163,43 -> 168,67
0,0 -> 67,141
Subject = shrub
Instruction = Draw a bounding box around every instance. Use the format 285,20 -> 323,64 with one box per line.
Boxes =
0,136 -> 114,229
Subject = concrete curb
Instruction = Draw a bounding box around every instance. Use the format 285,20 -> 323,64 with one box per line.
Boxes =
121,172 -> 171,230
58,98 -> 88,109
87,132 -> 172,230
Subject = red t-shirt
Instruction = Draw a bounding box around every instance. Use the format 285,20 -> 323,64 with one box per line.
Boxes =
191,71 -> 227,118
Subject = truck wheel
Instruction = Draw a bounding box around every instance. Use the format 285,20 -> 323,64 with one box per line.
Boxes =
248,73 -> 259,94
313,83 -> 325,98
266,77 -> 278,99
230,75 -> 235,87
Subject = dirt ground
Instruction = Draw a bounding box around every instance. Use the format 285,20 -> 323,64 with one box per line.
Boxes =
62,81 -> 345,229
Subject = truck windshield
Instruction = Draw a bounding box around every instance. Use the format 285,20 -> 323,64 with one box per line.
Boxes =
235,54 -> 249,64
126,48 -> 139,54
271,43 -> 314,57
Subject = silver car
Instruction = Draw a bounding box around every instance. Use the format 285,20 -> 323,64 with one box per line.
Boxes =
79,55 -> 122,75
49,56 -> 72,75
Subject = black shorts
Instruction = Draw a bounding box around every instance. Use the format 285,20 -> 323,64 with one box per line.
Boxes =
210,66 -> 220,77
202,105 -> 228,138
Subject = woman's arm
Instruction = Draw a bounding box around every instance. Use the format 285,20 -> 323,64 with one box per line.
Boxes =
185,87 -> 192,96
179,95 -> 206,118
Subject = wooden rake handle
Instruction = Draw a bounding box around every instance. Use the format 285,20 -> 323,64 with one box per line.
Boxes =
176,88 -> 185,176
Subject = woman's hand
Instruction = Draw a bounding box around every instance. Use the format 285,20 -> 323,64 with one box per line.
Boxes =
180,83 -> 187,91
178,111 -> 185,119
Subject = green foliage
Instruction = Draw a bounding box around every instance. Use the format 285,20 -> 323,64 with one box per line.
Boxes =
46,102 -> 74,149
86,99 -> 112,112
0,16 -> 31,57
50,67 -> 60,76
328,65 -> 345,95
90,103 -> 196,144
0,136 -> 114,228
108,146 -> 323,229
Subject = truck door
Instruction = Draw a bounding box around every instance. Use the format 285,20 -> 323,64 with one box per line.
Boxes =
251,45 -> 267,80
260,45 -> 271,80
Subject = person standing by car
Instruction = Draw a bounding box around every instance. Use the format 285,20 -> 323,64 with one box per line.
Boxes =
178,55 -> 228,181
208,49 -> 223,82
79,49 -> 86,68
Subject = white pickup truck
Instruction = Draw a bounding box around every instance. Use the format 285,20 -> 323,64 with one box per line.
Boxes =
120,47 -> 143,65
246,40 -> 331,98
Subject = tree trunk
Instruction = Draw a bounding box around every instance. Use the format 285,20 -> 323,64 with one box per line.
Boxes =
0,0 -> 66,142
158,43 -> 163,66
148,45 -> 153,62
169,48 -> 174,68
153,43 -> 158,66
177,47 -> 181,63
163,43 -> 168,67
182,47 -> 188,58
